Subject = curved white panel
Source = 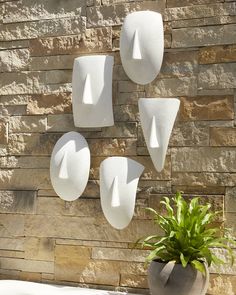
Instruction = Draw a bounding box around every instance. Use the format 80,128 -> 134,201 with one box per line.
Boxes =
100,157 -> 144,230
138,98 -> 180,172
50,131 -> 90,201
72,55 -> 114,127
120,11 -> 164,85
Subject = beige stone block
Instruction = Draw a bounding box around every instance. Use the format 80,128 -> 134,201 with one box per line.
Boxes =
87,1 -> 165,27
167,0 -> 223,8
165,3 -> 234,21
27,93 -> 72,115
198,63 -> 236,90
172,186 -> 226,196
0,49 -> 30,72
24,237 -> 55,261
114,105 -> 139,122
0,17 -> 86,41
0,269 -> 20,280
171,147 -> 236,172
89,138 -> 137,156
210,248 -> 236,275
0,257 -> 54,273
4,0 -> 86,23
0,156 -> 50,169
56,239 -> 128,249
8,133 -> 62,155
118,81 -> 144,93
0,237 -> 24,251
115,92 -> 145,105
0,214 -> 24,237
0,190 -> 36,214
138,180 -> 172,196
170,121 -> 209,147
9,115 -> 47,133
25,215 -> 158,242
37,197 -> 102,218
30,28 -> 112,57
159,51 -> 198,79
179,96 -> 234,121
120,274 -> 148,289
0,94 -> 29,106
172,15 -> 236,29
0,169 -> 51,190
0,104 -> 27,116
30,55 -> 75,71
208,274 -> 236,295
210,128 -> 236,146
0,40 -> 29,51
19,271 -> 42,282
172,24 -> 236,48
225,187 -> 236,213
199,45 -> 236,65
145,76 -> 197,97
0,250 -> 24,258
0,72 -> 34,95
172,172 -> 236,187
0,120 -> 8,144
92,247 -> 148,262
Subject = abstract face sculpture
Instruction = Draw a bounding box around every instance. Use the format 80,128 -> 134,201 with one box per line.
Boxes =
72,55 -> 114,127
120,11 -> 164,85
100,157 -> 144,230
138,98 -> 180,172
50,132 -> 90,201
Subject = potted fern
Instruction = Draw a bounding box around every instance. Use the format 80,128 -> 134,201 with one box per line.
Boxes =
137,192 -> 235,295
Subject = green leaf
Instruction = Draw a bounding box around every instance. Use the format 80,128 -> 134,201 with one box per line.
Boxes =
191,260 -> 206,275
180,253 -> 189,268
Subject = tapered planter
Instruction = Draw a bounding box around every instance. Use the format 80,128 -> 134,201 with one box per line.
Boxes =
148,260 -> 209,295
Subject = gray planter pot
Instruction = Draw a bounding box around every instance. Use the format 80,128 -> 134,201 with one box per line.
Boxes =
148,260 -> 209,295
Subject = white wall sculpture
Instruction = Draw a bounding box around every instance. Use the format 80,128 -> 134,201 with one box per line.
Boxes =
50,131 -> 90,201
120,11 -> 164,85
138,98 -> 180,172
72,55 -> 114,127
100,157 -> 144,230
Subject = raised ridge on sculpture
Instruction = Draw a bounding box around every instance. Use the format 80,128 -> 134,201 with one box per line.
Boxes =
132,29 -> 142,60
82,73 -> 93,105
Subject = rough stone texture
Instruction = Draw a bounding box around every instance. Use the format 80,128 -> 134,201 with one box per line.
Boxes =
179,96 -> 234,121
198,63 -> 236,90
30,28 -> 112,56
199,45 -> 236,65
0,49 -> 30,72
87,1 -> 165,27
172,24 -> 236,48
0,17 -> 86,41
171,147 -> 236,172
210,128 -> 236,146
0,0 -> 235,292
0,190 -> 36,214
3,0 -> 86,23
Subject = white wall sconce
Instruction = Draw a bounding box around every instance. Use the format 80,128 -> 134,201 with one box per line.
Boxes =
100,157 -> 144,230
120,11 -> 164,85
72,55 -> 114,127
138,98 -> 180,172
50,131 -> 90,201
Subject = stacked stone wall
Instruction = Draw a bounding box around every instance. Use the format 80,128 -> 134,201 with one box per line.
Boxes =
0,0 -> 235,294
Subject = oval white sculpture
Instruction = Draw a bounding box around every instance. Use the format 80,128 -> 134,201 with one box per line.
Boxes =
50,131 -> 90,201
138,98 -> 180,172
100,157 -> 144,230
72,55 -> 114,127
120,11 -> 164,85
